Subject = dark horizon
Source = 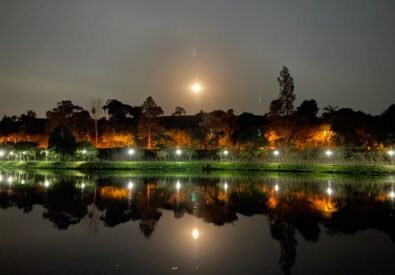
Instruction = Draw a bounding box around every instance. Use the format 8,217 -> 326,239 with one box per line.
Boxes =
1,0 -> 395,117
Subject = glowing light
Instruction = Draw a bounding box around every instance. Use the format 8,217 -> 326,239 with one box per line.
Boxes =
192,228 -> 200,239
224,182 -> 228,193
44,180 -> 50,188
21,179 -> 25,185
191,83 -> 202,94
274,184 -> 280,192
9,151 -> 14,156
22,151 -> 27,155
0,150 -> 5,157
175,149 -> 182,156
128,148 -> 135,155
176,180 -> 181,190
326,187 -> 333,196
273,150 -> 280,157
0,174 -> 2,182
389,190 -> 395,199
81,149 -> 87,155
223,150 -> 229,156
7,176 -> 13,184
127,181 -> 134,190
81,183 -> 85,189
388,150 -> 395,157
325,150 -> 333,157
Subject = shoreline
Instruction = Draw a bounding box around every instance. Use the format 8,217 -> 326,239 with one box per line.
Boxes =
0,161 -> 394,175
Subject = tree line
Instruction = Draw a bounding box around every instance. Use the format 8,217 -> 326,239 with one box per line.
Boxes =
0,66 -> 394,161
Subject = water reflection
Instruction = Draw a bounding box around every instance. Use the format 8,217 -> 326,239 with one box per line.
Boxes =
1,170 -> 395,274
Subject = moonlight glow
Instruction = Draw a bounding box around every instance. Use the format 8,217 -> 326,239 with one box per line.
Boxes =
191,82 -> 202,94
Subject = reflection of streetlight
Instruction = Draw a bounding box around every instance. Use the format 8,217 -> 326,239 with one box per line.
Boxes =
224,182 -> 228,193
127,181 -> 134,190
176,180 -> 181,191
192,228 -> 200,239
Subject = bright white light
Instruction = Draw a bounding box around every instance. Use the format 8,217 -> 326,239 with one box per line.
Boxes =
224,150 -> 229,156
0,175 -> 2,182
127,181 -> 134,190
44,180 -> 50,188
192,228 -> 200,239
9,151 -> 14,156
389,190 -> 395,199
81,183 -> 85,189
7,176 -> 13,184
128,149 -> 135,155
273,150 -> 280,156
224,182 -> 228,193
388,150 -> 395,157
176,180 -> 181,190
325,150 -> 333,157
0,150 -> 5,157
81,149 -> 87,155
274,184 -> 280,192
176,149 -> 182,156
21,179 -> 25,185
22,151 -> 27,155
191,83 -> 202,94
326,187 -> 333,196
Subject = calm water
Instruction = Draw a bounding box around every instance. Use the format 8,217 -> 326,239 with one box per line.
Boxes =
0,170 -> 395,275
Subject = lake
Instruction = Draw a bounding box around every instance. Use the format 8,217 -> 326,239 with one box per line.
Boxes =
0,170 -> 395,274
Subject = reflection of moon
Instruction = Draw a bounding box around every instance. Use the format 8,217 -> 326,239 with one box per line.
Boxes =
192,228 -> 200,239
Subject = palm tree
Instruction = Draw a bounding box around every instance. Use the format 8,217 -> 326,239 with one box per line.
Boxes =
323,105 -> 339,114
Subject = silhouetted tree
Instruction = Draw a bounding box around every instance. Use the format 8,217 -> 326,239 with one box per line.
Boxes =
48,126 -> 77,159
278,66 -> 295,116
172,106 -> 186,116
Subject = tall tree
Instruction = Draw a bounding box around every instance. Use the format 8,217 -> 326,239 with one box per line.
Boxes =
138,97 -> 164,149
297,99 -> 319,118
90,98 -> 103,147
278,66 -> 295,116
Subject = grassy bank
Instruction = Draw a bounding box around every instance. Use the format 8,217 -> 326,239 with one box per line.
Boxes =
0,160 -> 395,175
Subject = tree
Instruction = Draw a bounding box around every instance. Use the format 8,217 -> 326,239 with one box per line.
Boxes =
269,99 -> 284,117
102,99 -> 141,121
138,97 -> 164,149
48,126 -> 77,159
278,66 -> 295,116
172,106 -> 186,116
297,99 -> 319,118
90,98 -> 103,147
323,105 -> 339,114
46,100 -> 91,140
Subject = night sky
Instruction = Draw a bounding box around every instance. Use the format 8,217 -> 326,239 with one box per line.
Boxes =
0,0 -> 394,117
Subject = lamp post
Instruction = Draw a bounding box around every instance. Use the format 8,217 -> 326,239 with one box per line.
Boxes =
128,148 -> 135,161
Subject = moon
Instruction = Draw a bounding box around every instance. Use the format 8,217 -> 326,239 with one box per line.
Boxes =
191,82 -> 202,94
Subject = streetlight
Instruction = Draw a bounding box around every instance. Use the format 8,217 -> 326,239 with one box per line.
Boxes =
274,184 -> 280,192
128,148 -> 135,160
175,149 -> 182,157
82,149 -> 87,155
176,180 -> 181,191
224,182 -> 229,193
273,150 -> 280,157
0,150 -> 5,158
325,150 -> 333,158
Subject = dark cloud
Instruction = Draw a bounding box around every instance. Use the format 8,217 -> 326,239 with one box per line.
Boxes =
0,0 -> 394,117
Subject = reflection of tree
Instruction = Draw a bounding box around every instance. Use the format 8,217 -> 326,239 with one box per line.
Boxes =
270,219 -> 296,275
42,181 -> 89,230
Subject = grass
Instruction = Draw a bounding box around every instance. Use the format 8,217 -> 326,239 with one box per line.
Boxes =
0,160 -> 395,175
